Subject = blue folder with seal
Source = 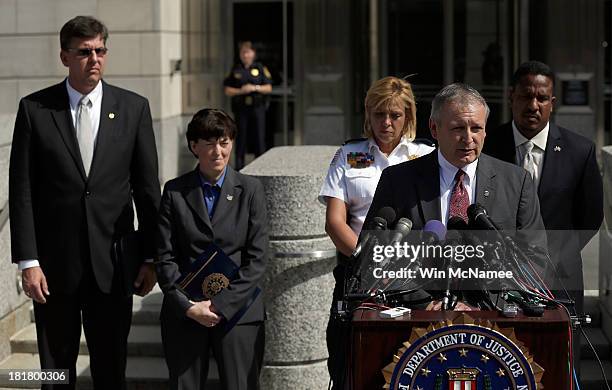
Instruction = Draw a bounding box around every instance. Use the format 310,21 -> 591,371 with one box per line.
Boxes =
175,243 -> 260,332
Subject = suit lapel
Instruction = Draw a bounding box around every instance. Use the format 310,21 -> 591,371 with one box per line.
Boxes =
183,170 -> 213,231
416,152 -> 442,224
538,123 -> 562,198
89,81 -> 117,180
212,167 -> 243,227
475,154 -> 496,211
49,81 -> 87,180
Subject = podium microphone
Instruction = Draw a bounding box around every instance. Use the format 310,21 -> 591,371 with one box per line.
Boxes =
388,218 -> 413,245
352,207 -> 396,258
421,219 -> 447,244
441,229 -> 462,310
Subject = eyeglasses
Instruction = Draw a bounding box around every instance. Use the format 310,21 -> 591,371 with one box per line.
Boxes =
66,47 -> 108,57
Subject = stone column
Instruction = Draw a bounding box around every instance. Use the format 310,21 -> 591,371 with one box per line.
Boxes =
242,146 -> 338,390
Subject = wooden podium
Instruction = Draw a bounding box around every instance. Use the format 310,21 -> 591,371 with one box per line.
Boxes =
349,308 -> 571,389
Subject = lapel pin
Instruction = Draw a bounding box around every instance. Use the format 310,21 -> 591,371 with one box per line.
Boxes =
483,190 -> 490,197
226,195 -> 233,201
108,112 -> 115,119
554,145 -> 561,152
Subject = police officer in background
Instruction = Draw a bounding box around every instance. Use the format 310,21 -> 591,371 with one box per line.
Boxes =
224,41 -> 273,169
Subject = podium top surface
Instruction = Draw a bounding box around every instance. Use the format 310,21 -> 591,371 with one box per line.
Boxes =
352,308 -> 570,326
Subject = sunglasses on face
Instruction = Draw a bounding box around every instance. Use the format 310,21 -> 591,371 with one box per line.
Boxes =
66,47 -> 108,57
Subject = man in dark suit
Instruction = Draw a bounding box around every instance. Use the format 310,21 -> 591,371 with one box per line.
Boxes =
483,61 -> 603,308
9,16 -> 160,389
363,83 -> 546,309
483,61 -> 604,376
156,109 -> 268,390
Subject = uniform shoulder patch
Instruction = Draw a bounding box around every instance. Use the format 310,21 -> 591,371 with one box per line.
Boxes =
330,147 -> 343,166
343,137 -> 368,146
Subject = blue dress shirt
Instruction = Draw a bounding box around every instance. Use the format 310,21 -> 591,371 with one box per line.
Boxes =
199,167 -> 227,218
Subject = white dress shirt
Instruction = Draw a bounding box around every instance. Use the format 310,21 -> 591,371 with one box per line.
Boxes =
19,80 -> 103,271
512,121 -> 548,189
438,150 -> 478,226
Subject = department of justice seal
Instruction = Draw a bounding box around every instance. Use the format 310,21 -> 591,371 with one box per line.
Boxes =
202,273 -> 230,298
382,314 -> 544,390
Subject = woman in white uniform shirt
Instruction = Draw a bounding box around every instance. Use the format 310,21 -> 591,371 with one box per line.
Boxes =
318,76 -> 434,389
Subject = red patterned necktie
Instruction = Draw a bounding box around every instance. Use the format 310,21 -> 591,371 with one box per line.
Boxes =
449,169 -> 469,223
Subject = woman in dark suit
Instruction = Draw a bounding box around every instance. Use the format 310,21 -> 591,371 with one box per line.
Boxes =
155,108 -> 268,390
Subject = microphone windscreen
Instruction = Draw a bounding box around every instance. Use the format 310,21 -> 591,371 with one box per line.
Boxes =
395,217 -> 413,234
447,216 -> 468,230
467,203 -> 486,223
376,207 -> 397,226
423,219 -> 447,241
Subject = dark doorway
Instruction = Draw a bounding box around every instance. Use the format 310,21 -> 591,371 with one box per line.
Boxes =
233,1 -> 295,149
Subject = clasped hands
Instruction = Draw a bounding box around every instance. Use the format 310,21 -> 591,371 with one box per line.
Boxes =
240,84 -> 258,94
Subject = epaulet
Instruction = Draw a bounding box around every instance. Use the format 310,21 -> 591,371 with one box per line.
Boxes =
412,137 -> 436,147
343,137 -> 367,146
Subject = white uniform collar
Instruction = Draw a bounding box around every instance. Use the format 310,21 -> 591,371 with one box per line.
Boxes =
367,135 -> 411,154
512,120 -> 549,151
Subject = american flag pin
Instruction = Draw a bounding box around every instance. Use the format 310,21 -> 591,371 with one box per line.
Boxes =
226,195 -> 233,201
554,145 -> 561,152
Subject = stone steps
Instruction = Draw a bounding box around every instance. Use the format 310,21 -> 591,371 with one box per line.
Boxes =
0,353 -> 172,389
580,360 -> 612,389
0,285 -> 223,389
581,326 -> 611,360
579,296 -> 612,388
10,323 -> 164,357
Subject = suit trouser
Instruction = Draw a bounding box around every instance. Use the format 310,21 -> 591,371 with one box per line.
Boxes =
161,307 -> 265,390
33,266 -> 133,390
326,264 -> 349,390
234,106 -> 266,170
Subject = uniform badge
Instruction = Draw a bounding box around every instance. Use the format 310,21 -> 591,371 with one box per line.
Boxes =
234,72 -> 242,79
245,96 -> 253,106
250,68 -> 260,77
347,152 -> 374,168
263,66 -> 272,79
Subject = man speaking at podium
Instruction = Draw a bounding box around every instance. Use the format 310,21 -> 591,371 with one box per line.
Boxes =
363,83 -> 547,309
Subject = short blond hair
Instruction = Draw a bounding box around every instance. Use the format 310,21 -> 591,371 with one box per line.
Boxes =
363,76 -> 417,140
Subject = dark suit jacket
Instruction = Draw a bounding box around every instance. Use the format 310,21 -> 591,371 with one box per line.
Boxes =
361,151 -> 547,304
155,167 -> 268,324
365,151 -> 546,238
483,122 -> 604,289
9,80 -> 161,294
